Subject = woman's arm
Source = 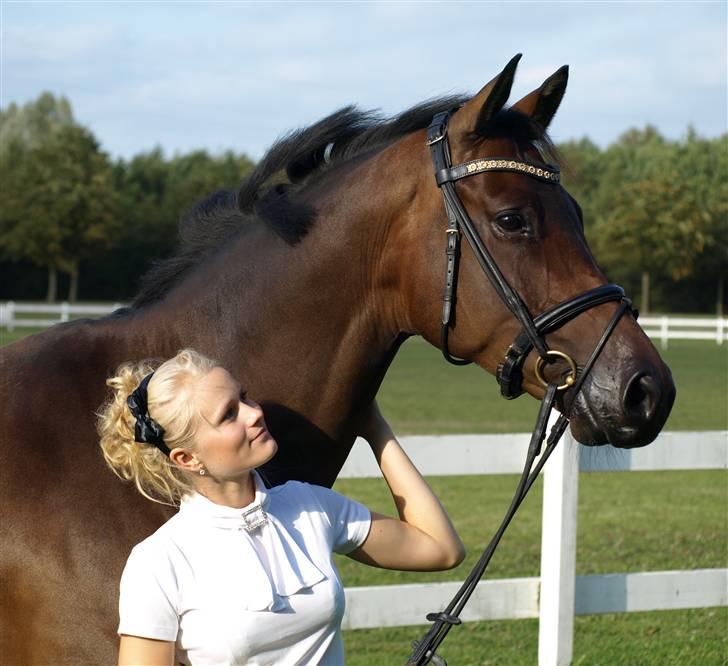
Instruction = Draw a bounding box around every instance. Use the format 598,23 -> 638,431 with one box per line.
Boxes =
348,401 -> 465,571
118,635 -> 175,666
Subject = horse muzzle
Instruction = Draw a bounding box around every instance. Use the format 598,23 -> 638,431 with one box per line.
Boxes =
566,359 -> 676,448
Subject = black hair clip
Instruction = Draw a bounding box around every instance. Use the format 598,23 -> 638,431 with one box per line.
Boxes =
127,373 -> 170,456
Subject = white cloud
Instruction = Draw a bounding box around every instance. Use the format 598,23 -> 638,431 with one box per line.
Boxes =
2,0 -> 724,158
3,23 -> 118,62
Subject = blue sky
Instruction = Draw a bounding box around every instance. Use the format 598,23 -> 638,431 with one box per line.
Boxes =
1,1 -> 726,161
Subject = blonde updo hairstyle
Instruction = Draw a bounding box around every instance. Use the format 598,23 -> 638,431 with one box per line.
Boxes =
98,348 -> 219,506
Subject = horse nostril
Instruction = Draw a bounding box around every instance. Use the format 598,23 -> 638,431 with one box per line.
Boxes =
623,372 -> 660,422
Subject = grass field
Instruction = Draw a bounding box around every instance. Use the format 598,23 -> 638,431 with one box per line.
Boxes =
335,471 -> 727,663
343,608 -> 727,665
376,336 -> 727,433
3,327 -> 727,663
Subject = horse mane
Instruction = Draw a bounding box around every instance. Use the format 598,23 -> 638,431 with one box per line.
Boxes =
133,96 -> 553,308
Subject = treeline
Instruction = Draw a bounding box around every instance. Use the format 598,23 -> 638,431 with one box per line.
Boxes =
0,93 -> 254,302
559,129 -> 727,314
1,93 -> 726,313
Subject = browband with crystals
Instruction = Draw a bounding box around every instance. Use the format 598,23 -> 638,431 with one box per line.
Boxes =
126,373 -> 170,456
435,156 -> 560,186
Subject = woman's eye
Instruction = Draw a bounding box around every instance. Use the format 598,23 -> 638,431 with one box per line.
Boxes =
495,213 -> 527,234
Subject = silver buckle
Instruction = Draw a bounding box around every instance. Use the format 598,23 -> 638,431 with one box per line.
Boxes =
425,132 -> 445,146
240,505 -> 268,532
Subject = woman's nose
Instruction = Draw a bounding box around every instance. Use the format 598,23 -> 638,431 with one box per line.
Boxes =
241,400 -> 264,424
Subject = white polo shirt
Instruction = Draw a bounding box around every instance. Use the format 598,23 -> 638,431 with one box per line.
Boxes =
118,472 -> 371,665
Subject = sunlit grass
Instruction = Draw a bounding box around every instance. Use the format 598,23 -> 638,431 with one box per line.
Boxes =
376,337 -> 727,433
344,608 -> 727,665
337,470 -> 726,664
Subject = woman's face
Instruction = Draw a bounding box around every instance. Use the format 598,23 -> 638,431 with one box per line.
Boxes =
190,367 -> 277,480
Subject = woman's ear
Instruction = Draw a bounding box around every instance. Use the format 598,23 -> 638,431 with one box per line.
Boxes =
169,447 -> 202,474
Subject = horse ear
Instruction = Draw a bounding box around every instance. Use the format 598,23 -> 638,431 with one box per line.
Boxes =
511,65 -> 569,133
449,54 -> 522,136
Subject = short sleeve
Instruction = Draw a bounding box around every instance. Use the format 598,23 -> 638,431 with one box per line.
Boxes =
118,542 -> 179,641
307,484 -> 372,554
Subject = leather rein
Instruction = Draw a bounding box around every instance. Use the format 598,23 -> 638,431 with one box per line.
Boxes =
406,112 -> 636,666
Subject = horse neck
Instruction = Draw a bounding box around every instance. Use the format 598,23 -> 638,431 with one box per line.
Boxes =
245,159 -> 421,433
122,159 -> 419,436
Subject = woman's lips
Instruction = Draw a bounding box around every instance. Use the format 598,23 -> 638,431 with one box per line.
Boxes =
250,428 -> 269,445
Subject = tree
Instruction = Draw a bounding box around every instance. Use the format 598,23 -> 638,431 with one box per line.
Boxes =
584,127 -> 715,313
94,148 -> 255,300
677,130 -> 728,315
0,92 -> 74,155
0,121 -> 120,301
558,137 -> 603,231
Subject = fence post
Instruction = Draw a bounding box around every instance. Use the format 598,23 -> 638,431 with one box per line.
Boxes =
538,427 -> 579,666
660,316 -> 669,350
60,302 -> 70,322
718,317 -> 724,346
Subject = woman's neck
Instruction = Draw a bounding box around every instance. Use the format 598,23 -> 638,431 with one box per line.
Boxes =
192,470 -> 257,509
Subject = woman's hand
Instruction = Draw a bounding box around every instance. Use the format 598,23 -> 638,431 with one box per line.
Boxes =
350,401 -> 466,572
356,400 -> 394,457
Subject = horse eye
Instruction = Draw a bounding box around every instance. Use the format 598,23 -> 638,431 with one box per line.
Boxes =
495,213 -> 527,234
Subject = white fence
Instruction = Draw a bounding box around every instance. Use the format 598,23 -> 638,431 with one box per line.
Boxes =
639,315 -> 727,347
339,428 -> 728,666
0,301 -> 124,331
2,303 -> 725,347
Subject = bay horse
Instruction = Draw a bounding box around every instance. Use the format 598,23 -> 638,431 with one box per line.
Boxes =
0,57 -> 674,664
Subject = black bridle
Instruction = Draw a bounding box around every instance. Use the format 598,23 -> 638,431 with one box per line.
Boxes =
406,112 -> 636,666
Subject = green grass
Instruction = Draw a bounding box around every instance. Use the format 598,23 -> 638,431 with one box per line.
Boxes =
336,470 -> 727,664
375,337 -> 726,433
0,326 -> 45,347
344,608 -> 727,665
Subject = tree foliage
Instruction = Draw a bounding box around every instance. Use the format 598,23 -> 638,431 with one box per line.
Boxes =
0,92 -> 74,155
94,148 -> 254,299
0,97 -> 120,301
0,92 -> 724,313
560,127 -> 727,313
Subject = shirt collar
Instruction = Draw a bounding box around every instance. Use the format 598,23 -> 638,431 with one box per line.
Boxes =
180,470 -> 270,532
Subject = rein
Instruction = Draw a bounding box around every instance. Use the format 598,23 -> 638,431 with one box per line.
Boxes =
405,113 -> 635,666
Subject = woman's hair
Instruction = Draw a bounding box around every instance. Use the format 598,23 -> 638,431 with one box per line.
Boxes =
97,348 -> 219,506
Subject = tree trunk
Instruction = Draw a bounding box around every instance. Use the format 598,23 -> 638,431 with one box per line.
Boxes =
68,261 -> 79,303
640,271 -> 650,315
46,266 -> 57,303
718,276 -> 725,318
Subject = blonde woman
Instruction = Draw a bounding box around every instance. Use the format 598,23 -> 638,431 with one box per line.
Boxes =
98,348 -> 464,666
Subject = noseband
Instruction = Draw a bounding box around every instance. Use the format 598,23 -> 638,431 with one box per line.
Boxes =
407,112 -> 637,666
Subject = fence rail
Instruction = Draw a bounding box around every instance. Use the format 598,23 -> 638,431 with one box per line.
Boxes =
340,429 -> 728,665
638,315 -> 727,347
2,303 -> 725,346
0,301 -> 124,331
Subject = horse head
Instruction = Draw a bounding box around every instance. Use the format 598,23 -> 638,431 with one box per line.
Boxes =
397,55 -> 675,448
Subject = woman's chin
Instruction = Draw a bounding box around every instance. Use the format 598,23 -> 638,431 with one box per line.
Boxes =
254,434 -> 278,463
